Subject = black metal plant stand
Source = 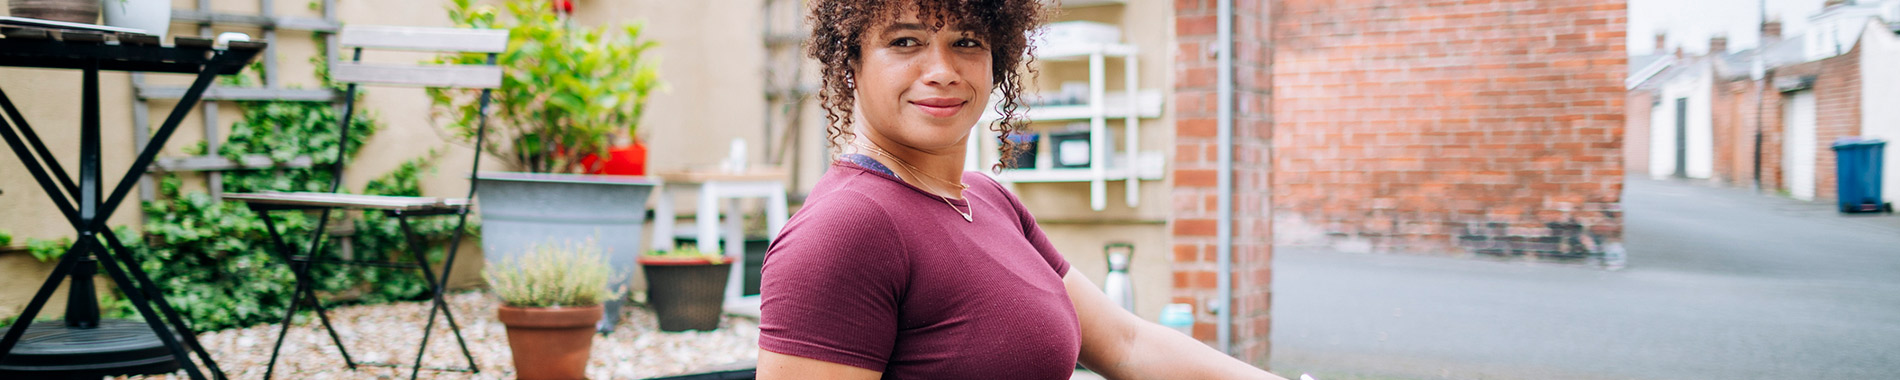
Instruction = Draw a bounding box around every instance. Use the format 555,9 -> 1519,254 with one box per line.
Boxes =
0,29 -> 265,380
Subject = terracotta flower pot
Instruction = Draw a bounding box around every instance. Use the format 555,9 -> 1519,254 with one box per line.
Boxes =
497,304 -> 603,380
7,0 -> 99,24
640,256 -> 736,332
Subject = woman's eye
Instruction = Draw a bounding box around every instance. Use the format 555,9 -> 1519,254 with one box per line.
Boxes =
891,37 -> 922,47
955,39 -> 985,48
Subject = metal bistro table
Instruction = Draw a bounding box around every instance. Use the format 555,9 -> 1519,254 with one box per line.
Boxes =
0,26 -> 264,380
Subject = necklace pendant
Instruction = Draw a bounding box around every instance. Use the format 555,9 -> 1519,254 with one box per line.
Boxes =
959,212 -> 973,222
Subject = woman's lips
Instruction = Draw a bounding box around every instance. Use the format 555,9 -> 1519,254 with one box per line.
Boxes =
909,99 -> 966,118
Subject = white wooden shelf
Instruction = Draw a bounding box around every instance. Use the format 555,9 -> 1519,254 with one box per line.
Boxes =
990,151 -> 1165,182
1037,43 -> 1137,61
982,90 -> 1164,122
966,42 -> 1159,211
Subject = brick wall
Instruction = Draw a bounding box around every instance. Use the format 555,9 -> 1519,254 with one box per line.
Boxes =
1169,0 -> 1274,367
1712,79 -> 1739,184
1626,90 -> 1652,176
1709,76 -> 1772,187
1759,82 -> 1785,192
1813,46 -> 1862,201
1270,0 -> 1627,259
1733,79 -> 1766,187
1752,47 -> 1860,200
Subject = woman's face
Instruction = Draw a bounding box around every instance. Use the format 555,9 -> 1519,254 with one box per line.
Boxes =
854,11 -> 994,153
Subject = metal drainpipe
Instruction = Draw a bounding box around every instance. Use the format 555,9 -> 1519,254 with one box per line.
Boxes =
1752,0 -> 1767,191
1215,0 -> 1236,355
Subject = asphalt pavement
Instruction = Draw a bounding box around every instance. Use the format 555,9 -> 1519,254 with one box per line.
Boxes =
1269,177 -> 1900,380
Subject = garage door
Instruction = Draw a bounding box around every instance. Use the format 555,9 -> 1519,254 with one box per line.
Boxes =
1784,91 -> 1817,201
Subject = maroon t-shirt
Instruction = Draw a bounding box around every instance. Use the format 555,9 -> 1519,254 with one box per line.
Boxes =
759,161 -> 1080,379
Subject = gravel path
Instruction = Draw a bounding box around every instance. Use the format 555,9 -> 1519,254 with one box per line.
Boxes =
116,291 -> 761,380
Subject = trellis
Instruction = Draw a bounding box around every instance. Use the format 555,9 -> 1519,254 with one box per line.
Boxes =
136,0 -> 344,202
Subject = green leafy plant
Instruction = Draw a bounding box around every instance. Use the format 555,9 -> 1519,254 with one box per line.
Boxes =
485,239 -> 612,308
0,229 -> 11,247
645,244 -> 727,265
432,0 -> 665,173
25,235 -> 75,263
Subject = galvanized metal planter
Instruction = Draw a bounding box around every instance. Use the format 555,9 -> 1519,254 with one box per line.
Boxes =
475,172 -> 658,333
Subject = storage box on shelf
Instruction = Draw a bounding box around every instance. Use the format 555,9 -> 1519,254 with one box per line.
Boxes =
965,41 -> 1163,211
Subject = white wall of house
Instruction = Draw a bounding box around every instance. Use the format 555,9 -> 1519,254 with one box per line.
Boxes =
1641,96 -> 1672,176
1807,3 -> 1887,60
1652,64 -> 1715,179
1859,20 -> 1900,205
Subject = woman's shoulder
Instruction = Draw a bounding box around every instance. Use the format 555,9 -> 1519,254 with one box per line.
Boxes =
801,165 -> 906,221
777,167 -> 908,246
960,170 -> 1029,215
768,172 -> 910,272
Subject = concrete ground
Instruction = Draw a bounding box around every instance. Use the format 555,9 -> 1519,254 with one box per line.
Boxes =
1269,177 -> 1900,380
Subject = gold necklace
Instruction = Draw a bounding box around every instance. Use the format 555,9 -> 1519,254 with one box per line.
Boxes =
853,142 -> 968,192
854,141 -> 973,222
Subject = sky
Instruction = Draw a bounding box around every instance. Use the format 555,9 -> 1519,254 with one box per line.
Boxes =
1627,0 -> 1829,56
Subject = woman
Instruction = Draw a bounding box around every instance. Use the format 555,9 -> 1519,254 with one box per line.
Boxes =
758,1 -> 1287,379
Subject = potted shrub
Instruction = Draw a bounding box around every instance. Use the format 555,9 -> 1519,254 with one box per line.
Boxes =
433,0 -> 665,332
485,240 -> 612,380
101,0 -> 171,38
640,245 -> 735,332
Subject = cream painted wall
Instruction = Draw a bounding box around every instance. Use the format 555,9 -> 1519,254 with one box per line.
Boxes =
1858,21 -> 1900,206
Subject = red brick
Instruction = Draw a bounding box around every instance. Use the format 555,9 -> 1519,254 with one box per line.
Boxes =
1178,118 -> 1217,138
1175,169 -> 1219,187
1177,15 -> 1217,37
1173,218 -> 1218,237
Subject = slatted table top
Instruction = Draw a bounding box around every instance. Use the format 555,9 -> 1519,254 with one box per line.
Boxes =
0,18 -> 265,74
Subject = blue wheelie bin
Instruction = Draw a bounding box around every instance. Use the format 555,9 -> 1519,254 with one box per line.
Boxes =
1830,138 -> 1892,213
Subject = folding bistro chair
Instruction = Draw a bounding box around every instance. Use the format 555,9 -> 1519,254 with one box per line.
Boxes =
220,25 -> 507,380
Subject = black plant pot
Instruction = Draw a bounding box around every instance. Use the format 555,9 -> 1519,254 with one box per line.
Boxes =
640,257 -> 734,332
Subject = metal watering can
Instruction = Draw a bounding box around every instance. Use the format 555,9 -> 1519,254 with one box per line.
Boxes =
1103,242 -> 1135,312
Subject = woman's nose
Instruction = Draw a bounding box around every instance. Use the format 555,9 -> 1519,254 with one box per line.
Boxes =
919,45 -> 962,87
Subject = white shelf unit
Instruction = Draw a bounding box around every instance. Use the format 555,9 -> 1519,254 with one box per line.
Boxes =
965,42 -> 1164,211
1052,0 -> 1126,8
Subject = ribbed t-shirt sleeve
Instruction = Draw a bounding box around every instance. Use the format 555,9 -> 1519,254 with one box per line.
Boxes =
981,175 -> 1071,277
757,192 -> 908,372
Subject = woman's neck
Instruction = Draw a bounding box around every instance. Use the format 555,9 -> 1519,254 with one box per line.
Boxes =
852,137 -> 967,199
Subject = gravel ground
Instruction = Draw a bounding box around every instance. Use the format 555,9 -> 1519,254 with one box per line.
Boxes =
115,291 -> 760,380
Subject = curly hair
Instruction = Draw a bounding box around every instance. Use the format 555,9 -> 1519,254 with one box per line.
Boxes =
806,0 -> 1049,170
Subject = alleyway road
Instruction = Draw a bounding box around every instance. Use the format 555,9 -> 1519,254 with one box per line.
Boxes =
1270,177 -> 1900,379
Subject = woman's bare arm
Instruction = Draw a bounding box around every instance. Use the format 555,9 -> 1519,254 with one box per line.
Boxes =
1066,271 -> 1289,380
757,349 -> 882,380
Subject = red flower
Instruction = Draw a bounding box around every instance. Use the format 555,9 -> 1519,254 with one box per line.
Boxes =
553,0 -> 573,14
